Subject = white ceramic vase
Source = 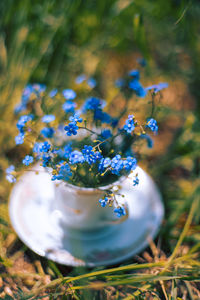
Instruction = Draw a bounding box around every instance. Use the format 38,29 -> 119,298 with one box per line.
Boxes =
53,176 -> 127,231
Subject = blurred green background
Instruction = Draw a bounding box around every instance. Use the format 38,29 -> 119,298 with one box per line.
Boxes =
0,0 -> 199,299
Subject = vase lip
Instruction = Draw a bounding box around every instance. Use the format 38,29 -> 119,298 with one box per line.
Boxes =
55,174 -> 128,192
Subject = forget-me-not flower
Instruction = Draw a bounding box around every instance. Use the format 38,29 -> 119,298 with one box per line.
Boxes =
22,155 -> 34,166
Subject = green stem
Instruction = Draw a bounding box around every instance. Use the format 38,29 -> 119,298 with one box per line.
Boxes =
78,126 -> 98,135
150,92 -> 155,118
28,261 -> 165,296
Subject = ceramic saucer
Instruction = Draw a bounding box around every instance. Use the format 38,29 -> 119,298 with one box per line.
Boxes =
9,166 -> 164,267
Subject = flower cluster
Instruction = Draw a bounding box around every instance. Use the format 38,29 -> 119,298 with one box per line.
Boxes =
116,70 -> 168,99
116,69 -> 147,98
6,66 -> 168,217
64,113 -> 82,136
123,115 -> 136,134
6,165 -> 16,183
146,118 -> 158,133
75,74 -> 96,88
15,114 -> 33,145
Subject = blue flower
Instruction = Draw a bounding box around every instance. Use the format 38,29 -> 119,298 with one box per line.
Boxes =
102,158 -> 111,168
62,101 -> 77,113
124,115 -> 135,134
75,74 -> 86,84
42,154 -> 51,167
52,148 -> 65,158
82,145 -> 93,156
6,174 -> 16,183
59,163 -> 72,180
146,118 -> 158,133
6,165 -> 15,174
94,109 -> 111,124
146,82 -> 168,93
83,97 -> 110,124
64,123 -> 78,136
59,163 -> 72,179
95,151 -> 102,160
22,155 -> 34,166
20,84 -> 34,106
14,85 -> 34,114
83,97 -> 105,111
99,197 -> 109,207
64,144 -> 73,158
98,157 -> 111,173
49,89 -> 57,97
82,145 -> 97,165
101,129 -> 112,139
128,69 -> 140,80
124,156 -> 137,171
69,113 -> 83,124
62,89 -> 76,100
40,127 -> 55,138
133,175 -> 139,186
111,155 -> 124,175
22,84 -> 33,101
51,175 -> 60,181
52,163 -> 72,181
87,78 -> 96,88
17,115 -> 33,133
129,80 -> 147,97
15,133 -> 24,145
42,115 -> 55,123
114,206 -> 126,218
32,83 -> 46,94
69,151 -> 85,164
33,142 -> 43,155
14,84 -> 46,114
39,141 -> 51,153
6,165 -> 16,183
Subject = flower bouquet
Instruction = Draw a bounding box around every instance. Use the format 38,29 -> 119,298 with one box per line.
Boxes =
7,67 -> 168,266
